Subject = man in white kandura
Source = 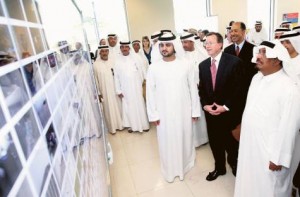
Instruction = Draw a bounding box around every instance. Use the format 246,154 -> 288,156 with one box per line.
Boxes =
93,45 -> 123,134
132,40 -> 149,100
279,30 -> 300,187
132,39 -> 149,71
150,31 -> 163,64
114,41 -> 149,133
247,21 -> 268,46
107,33 -> 121,61
146,32 -> 201,182
180,31 -> 208,147
234,40 -> 300,197
279,31 -> 300,87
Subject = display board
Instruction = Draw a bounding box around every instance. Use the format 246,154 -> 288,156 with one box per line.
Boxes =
0,0 -> 110,196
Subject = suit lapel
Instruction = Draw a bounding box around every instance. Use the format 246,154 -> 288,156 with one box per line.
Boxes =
239,41 -> 247,56
215,54 -> 226,91
205,59 -> 214,94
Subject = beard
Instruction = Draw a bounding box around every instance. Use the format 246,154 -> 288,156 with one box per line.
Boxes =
161,51 -> 173,57
161,48 -> 175,57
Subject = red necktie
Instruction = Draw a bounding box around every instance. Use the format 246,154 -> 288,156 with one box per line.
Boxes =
235,45 -> 240,56
210,59 -> 217,90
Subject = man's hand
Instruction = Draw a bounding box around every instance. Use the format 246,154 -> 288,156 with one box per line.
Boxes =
118,93 -> 124,99
151,120 -> 160,126
203,104 -> 216,113
269,161 -> 282,171
192,117 -> 199,122
232,124 -> 241,141
203,103 -> 226,115
98,95 -> 103,102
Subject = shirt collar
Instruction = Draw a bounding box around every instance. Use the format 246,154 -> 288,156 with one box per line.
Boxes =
235,39 -> 246,50
211,51 -> 222,63
259,69 -> 284,82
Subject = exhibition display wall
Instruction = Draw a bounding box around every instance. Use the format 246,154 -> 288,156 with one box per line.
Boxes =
0,0 -> 111,196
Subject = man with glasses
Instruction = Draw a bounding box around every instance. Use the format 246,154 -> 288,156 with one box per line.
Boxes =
199,32 -> 243,181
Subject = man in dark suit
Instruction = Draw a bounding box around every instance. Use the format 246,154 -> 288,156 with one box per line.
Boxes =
199,32 -> 243,181
224,22 -> 257,129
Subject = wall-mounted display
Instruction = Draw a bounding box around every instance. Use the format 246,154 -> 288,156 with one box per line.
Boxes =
33,94 -> 51,128
29,141 -> 50,195
45,174 -> 60,197
0,3 -> 3,16
30,28 -> 46,54
15,108 -> 40,159
22,0 -> 39,23
0,68 -> 29,116
21,57 -> 43,96
16,178 -> 34,196
0,106 -> 5,129
0,25 -> 16,65
38,55 -> 52,84
52,109 -> 63,137
0,133 -> 23,196
45,124 -> 57,159
0,0 -> 110,196
4,0 -> 25,21
46,82 -> 59,112
12,26 -> 34,57
53,148 -> 66,190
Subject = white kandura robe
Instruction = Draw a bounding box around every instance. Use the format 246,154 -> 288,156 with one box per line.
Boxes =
109,45 -> 121,60
114,53 -> 149,132
146,58 -> 201,182
283,55 -> 300,181
150,43 -> 160,63
247,28 -> 268,46
234,70 -> 300,197
135,51 -> 149,72
184,50 -> 208,147
93,58 -> 123,134
283,55 -> 300,88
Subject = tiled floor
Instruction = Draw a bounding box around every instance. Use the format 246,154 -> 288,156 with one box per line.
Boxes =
108,126 -> 235,197
108,127 -> 235,197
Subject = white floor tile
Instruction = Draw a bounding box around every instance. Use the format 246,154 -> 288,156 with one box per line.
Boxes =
110,166 -> 136,197
110,148 -> 128,170
123,136 -> 159,165
108,126 -> 236,197
138,181 -> 194,197
129,159 -> 169,193
108,132 -> 124,152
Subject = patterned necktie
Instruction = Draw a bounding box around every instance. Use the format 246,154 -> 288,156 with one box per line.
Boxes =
235,45 -> 240,56
210,59 -> 217,90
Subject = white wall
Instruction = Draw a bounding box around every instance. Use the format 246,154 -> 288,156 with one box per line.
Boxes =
212,0 -> 248,36
125,0 -> 175,40
124,0 -> 300,41
275,0 -> 300,28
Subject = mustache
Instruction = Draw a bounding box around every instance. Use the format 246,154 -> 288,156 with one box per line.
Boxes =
256,58 -> 263,64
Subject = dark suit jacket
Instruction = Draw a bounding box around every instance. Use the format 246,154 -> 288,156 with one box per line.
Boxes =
199,52 -> 243,129
224,41 -> 257,88
224,41 -> 257,126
